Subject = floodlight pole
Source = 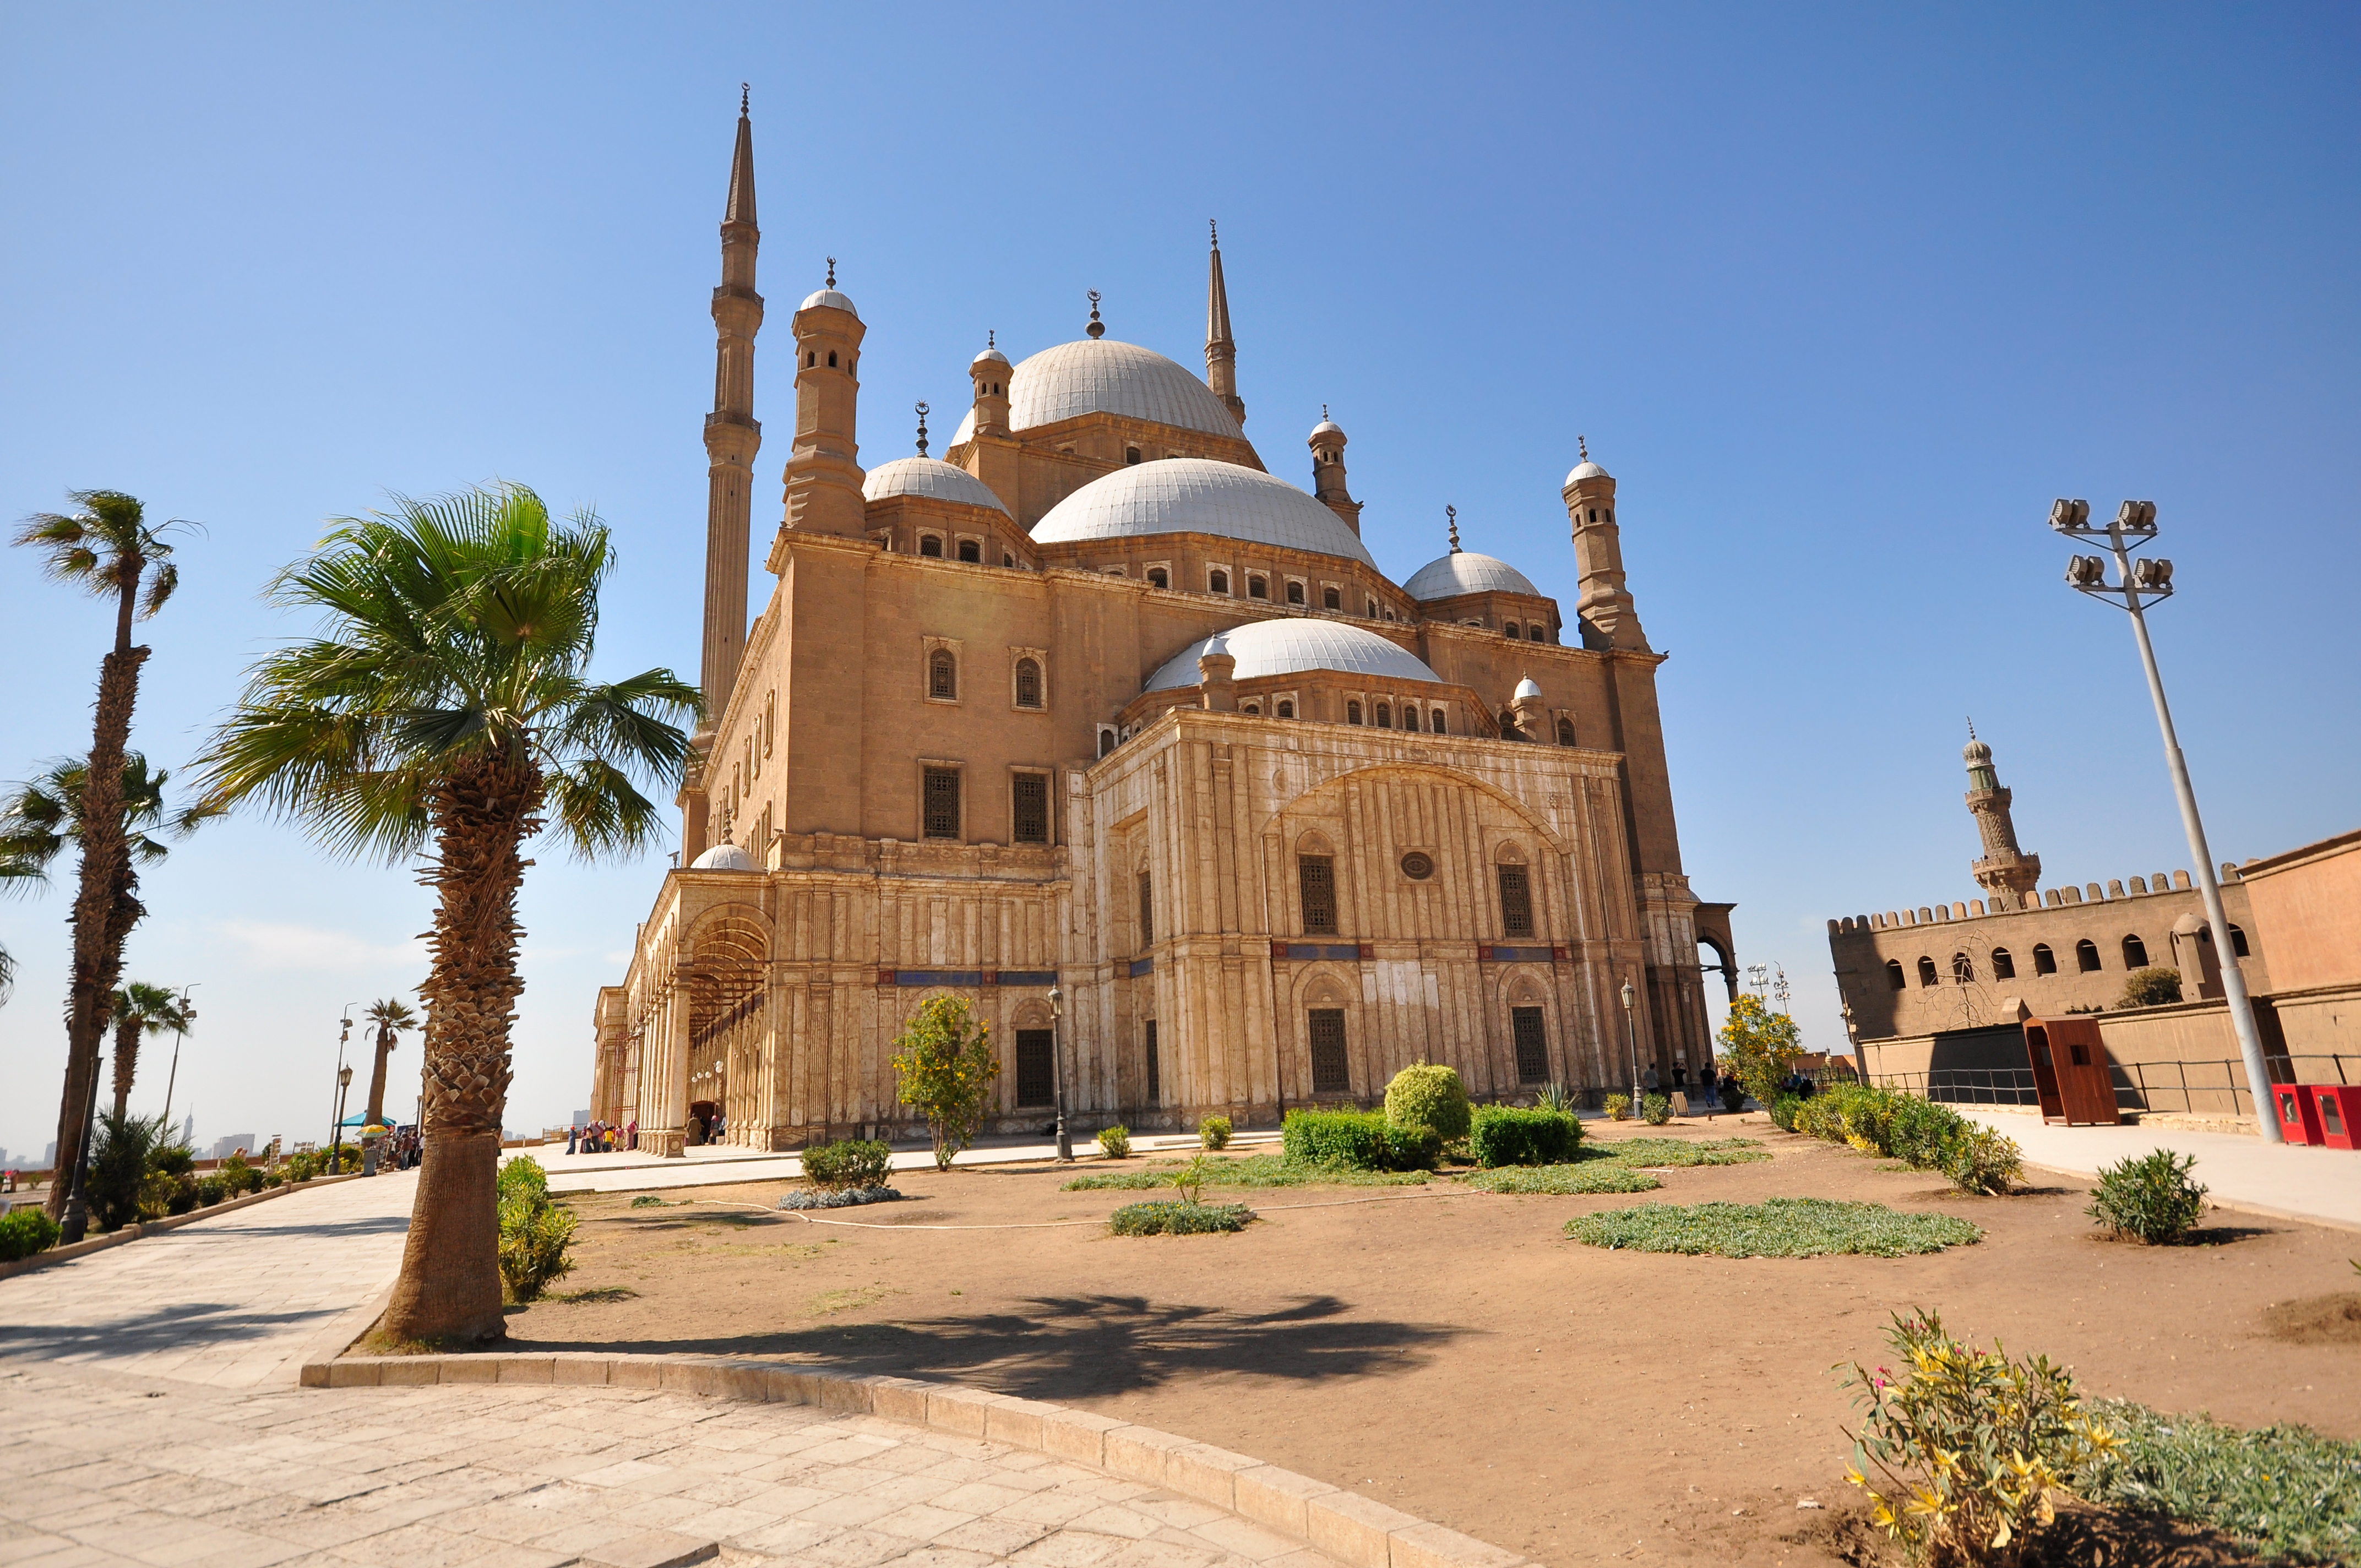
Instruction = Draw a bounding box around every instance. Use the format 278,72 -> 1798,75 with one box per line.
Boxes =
1046,986 -> 1074,1162
2050,499 -> 2280,1143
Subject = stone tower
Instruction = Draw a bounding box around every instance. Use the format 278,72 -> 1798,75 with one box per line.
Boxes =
776,260 -> 867,542
699,90 -> 763,741
1562,440 -> 1649,652
1965,724 -> 2042,906
1205,222 -> 1245,427
1307,409 -> 1361,535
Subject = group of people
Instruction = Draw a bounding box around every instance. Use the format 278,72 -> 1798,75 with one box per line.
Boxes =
567,1120 -> 635,1155
1637,1060 -> 1749,1110
380,1126 -> 422,1169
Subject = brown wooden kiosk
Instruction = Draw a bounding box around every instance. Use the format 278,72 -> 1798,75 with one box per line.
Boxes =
2023,1015 -> 2123,1125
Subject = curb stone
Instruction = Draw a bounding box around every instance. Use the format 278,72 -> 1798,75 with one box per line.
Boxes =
300,1349 -> 1526,1568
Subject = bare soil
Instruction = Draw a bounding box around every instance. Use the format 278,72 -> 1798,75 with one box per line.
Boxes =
497,1120 -> 2359,1566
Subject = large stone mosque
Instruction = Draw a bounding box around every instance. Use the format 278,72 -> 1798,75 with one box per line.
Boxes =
588,100 -> 1737,1154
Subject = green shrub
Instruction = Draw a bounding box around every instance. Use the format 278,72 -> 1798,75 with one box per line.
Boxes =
1641,1093 -> 1672,1126
496,1156 -> 575,1302
1468,1106 -> 1582,1167
2119,966 -> 2184,1008
1383,1063 -> 1472,1142
1603,1093 -> 1631,1121
496,1154 -> 548,1206
1840,1309 -> 2114,1568
1282,1108 -> 1437,1170
1565,1197 -> 1983,1258
2088,1149 -> 2207,1244
1943,1125 -> 2024,1196
222,1150 -> 264,1194
87,1110 -> 168,1232
0,1207 -> 61,1261
1535,1082 -> 1576,1115
285,1152 -> 316,1183
1767,1093 -> 1802,1131
802,1138 -> 891,1191
629,1194 -> 670,1208
195,1173 -> 229,1205
1198,1115 -> 1232,1151
1789,1082 -> 2024,1196
2074,1398 -> 2361,1565
1108,1199 -> 1255,1235
891,995 -> 1000,1170
1096,1125 -> 1131,1159
1460,1163 -> 1660,1195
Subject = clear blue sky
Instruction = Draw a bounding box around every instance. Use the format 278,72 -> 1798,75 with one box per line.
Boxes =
3,4 -> 2354,1159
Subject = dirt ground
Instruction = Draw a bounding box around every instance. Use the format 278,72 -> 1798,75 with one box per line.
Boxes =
498,1119 -> 2361,1567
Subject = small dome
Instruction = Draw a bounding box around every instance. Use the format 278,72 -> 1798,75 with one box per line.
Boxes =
1033,458 -> 1377,568
1963,738 -> 1993,766
798,287 -> 859,318
1309,418 -> 1345,442
1564,459 -> 1609,487
1513,677 -> 1544,701
1145,619 -> 1443,694
690,843 -> 757,871
972,341 -> 1010,368
946,337 -> 1242,445
862,456 -> 1010,515
1401,550 -> 1540,602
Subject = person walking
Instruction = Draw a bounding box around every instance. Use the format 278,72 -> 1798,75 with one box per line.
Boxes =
566,1124 -> 579,1156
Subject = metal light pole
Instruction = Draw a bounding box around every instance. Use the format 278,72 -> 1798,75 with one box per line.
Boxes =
328,1009 -> 353,1162
1046,986 -> 1074,1161
1771,965 -> 1791,1017
2050,498 -> 2280,1142
159,983 -> 199,1136
332,1065 -> 354,1168
1619,977 -> 1642,1110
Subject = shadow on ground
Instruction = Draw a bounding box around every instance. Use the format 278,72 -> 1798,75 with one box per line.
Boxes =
0,1301 -> 344,1359
508,1292 -> 1468,1401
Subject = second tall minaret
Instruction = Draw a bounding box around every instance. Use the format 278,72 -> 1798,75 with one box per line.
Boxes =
1964,725 -> 2042,906
699,89 -> 763,739
1205,221 -> 1244,427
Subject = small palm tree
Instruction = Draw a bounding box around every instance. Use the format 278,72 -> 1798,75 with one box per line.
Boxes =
194,483 -> 699,1343
14,489 -> 186,1225
363,997 -> 419,1130
108,982 -> 196,1120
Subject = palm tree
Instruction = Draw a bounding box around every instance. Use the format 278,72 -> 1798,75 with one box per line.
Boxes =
0,752 -> 212,1219
362,997 -> 418,1130
14,490 -> 184,1225
194,483 -> 699,1343
108,982 -> 196,1120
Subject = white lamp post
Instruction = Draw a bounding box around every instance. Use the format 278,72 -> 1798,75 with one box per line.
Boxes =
1619,978 -> 1642,1110
1046,987 -> 1074,1161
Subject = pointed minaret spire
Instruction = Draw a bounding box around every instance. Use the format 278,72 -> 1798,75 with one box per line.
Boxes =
725,87 -> 755,227
1205,220 -> 1244,427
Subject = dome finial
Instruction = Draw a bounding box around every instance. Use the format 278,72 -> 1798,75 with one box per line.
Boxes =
1210,217 -> 1219,249
825,255 -> 836,287
1577,434 -> 1589,462
1447,504 -> 1461,553
1086,290 -> 1105,339
1966,715 -> 1977,741
914,401 -> 929,458
987,329 -> 995,349
739,82 -> 749,116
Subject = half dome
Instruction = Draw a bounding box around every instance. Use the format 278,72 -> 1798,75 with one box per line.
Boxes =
948,338 -> 1242,444
1033,458 -> 1378,568
690,843 -> 758,871
862,456 -> 1010,515
1401,551 -> 1540,601
1145,618 -> 1443,694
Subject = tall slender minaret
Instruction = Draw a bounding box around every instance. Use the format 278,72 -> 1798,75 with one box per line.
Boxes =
698,88 -> 763,741
1205,221 -> 1244,427
1562,439 -> 1649,651
1964,722 -> 2042,906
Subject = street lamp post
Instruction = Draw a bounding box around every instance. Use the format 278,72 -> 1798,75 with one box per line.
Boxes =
329,1009 -> 354,1164
1046,986 -> 1074,1162
1619,977 -> 1642,1111
2050,498 -> 2280,1143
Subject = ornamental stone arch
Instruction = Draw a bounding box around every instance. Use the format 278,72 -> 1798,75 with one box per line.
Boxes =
1494,965 -> 1579,1091
1287,963 -> 1367,1106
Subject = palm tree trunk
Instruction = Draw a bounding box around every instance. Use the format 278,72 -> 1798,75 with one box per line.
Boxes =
381,751 -> 543,1344
48,614 -> 148,1223
111,1014 -> 141,1120
365,1026 -> 393,1128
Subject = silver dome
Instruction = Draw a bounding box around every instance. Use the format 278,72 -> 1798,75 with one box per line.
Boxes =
947,338 -> 1241,444
1033,458 -> 1378,568
863,456 -> 1010,515
1513,677 -> 1543,700
690,843 -> 758,871
798,287 -> 859,318
1145,618 -> 1443,693
1564,459 -> 1608,486
1401,550 -> 1540,601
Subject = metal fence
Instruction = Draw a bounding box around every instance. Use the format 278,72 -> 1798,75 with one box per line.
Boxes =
1869,1054 -> 2357,1119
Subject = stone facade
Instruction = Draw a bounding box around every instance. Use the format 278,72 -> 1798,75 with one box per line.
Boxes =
590,108 -> 1727,1153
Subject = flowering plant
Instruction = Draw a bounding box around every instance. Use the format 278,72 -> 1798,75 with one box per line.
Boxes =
890,997 -> 999,1170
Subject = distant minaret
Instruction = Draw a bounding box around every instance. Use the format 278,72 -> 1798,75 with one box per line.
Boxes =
1205,221 -> 1244,427
1964,722 -> 2042,906
1308,406 -> 1361,535
1562,438 -> 1649,652
699,87 -> 763,739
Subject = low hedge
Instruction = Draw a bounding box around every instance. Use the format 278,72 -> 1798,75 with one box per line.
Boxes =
802,1138 -> 893,1191
1468,1106 -> 1582,1167
0,1207 -> 61,1261
1791,1082 -> 2022,1195
1280,1109 -> 1439,1171
1109,1200 -> 1255,1235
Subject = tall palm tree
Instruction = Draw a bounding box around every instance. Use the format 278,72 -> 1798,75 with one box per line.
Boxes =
194,483 -> 699,1343
362,997 -> 418,1129
14,489 -> 184,1224
108,982 -> 195,1120
0,752 -> 211,1215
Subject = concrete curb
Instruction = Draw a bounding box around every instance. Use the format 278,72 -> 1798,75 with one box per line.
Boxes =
0,1170 -> 371,1282
300,1351 -> 1526,1568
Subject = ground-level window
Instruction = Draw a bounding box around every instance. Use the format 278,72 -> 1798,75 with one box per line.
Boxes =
2076,938 -> 2102,973
1012,772 -> 1049,844
1992,947 -> 2016,980
1299,855 -> 1338,934
922,767 -> 960,839
2033,943 -> 2057,975
1308,1009 -> 1349,1094
1511,1006 -> 1548,1084
1015,1030 -> 1054,1107
1497,864 -> 1535,938
1144,1019 -> 1160,1104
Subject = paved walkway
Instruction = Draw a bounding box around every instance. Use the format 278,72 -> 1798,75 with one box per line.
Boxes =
1,1362 -> 1325,1568
529,1130 -> 1283,1196
1966,1108 -> 2361,1230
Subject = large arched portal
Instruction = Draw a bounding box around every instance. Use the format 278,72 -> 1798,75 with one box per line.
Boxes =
684,911 -> 768,1146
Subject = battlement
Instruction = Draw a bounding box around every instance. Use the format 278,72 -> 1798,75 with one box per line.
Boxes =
1827,862 -> 2255,936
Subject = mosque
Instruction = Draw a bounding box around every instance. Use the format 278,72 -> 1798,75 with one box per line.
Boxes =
587,100 -> 1736,1153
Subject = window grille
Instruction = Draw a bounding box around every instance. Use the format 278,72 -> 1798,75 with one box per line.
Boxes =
928,649 -> 956,700
922,767 -> 960,840
1299,856 -> 1337,934
1144,1019 -> 1160,1103
1015,1030 -> 1054,1107
1013,773 -> 1048,844
1511,1007 -> 1548,1084
1308,1009 -> 1349,1093
1497,865 -> 1535,937
1014,657 -> 1043,709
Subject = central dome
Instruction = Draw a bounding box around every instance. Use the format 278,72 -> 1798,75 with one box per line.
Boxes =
1145,619 -> 1444,692
1033,458 -> 1378,568
949,338 -> 1243,443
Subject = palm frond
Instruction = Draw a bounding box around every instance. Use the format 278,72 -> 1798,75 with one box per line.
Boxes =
12,490 -> 175,600
543,757 -> 667,862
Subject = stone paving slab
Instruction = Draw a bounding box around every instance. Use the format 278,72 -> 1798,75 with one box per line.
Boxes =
1967,1107 -> 2361,1230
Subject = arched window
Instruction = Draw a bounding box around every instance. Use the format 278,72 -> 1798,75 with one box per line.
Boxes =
918,534 -> 944,558
1146,567 -> 1168,589
927,649 -> 956,700
1346,700 -> 1363,725
1991,948 -> 2016,980
1098,728 -> 1117,759
1241,700 -> 1261,716
806,351 -> 815,367
1125,446 -> 1141,465
2075,938 -> 2102,973
957,538 -> 981,563
1952,952 -> 1974,984
1497,864 -> 1535,937
1308,1008 -> 1350,1093
826,350 -> 837,368
1209,569 -> 1230,595
2033,943 -> 2057,975
2121,934 -> 2150,969
1248,574 -> 1269,600
1374,700 -> 1392,728
1286,580 -> 1305,605
1885,959 -> 1906,991
1917,956 -> 1939,988
1400,705 -> 1419,732
1276,699 -> 1295,718
1013,657 -> 1042,710
2228,924 -> 2249,957
1298,855 -> 1338,934
1505,623 -> 1521,640
1430,709 -> 1446,733
1323,586 -> 1341,611
1366,596 -> 1379,618
1555,717 -> 1576,746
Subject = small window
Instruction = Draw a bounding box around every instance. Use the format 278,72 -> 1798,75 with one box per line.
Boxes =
1374,700 -> 1391,729
1606,508 -> 1614,523
1144,1019 -> 1160,1104
928,648 -> 957,700
2076,938 -> 2102,973
1346,701 -> 1363,725
1098,728 -> 1117,759
1400,705 -> 1419,733
2122,934 -> 2150,970
1014,1029 -> 1054,1107
1952,952 -> 1974,984
1555,717 -> 1576,746
827,350 -> 837,368
918,534 -> 944,558
1286,580 -> 1305,605
1308,1009 -> 1349,1095
1511,1007 -> 1548,1084
1885,959 -> 1906,990
1430,708 -> 1446,734
1299,856 -> 1338,934
1505,623 -> 1521,640
922,767 -> 960,840
1276,699 -> 1295,719
1014,657 -> 1043,709
1366,597 -> 1379,618
2033,943 -> 2057,975
2229,924 -> 2248,957
1248,574 -> 1269,600
1147,567 -> 1168,589
1125,446 -> 1141,465
1241,700 -> 1261,716
1917,956 -> 1939,987
1012,772 -> 1049,844
1209,569 -> 1230,595
1323,586 -> 1341,611
957,538 -> 981,563
1003,551 -> 1015,568
1497,864 -> 1535,938
806,351 -> 815,367
1992,947 -> 2016,980
1138,872 -> 1154,947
